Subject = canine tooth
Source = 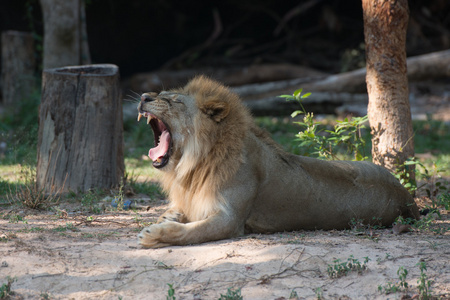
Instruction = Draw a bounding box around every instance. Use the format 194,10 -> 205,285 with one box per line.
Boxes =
147,116 -> 151,124
156,158 -> 162,163
137,113 -> 142,121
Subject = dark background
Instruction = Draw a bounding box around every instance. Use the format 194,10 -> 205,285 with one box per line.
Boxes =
1,0 -> 449,78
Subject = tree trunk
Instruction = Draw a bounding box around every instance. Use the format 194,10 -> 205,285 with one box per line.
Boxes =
36,64 -> 124,193
1,31 -> 36,105
362,0 -> 414,176
39,0 -> 91,69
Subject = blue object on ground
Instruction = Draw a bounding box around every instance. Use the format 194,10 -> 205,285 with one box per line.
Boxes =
111,199 -> 132,210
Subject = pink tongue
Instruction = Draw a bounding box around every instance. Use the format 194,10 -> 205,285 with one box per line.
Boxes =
149,130 -> 170,161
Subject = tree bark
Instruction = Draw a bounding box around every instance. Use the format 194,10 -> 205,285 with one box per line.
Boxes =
37,64 -> 124,193
1,31 -> 36,105
39,0 -> 91,69
362,0 -> 414,174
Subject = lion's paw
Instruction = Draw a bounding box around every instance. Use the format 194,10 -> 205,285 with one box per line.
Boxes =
138,224 -> 170,248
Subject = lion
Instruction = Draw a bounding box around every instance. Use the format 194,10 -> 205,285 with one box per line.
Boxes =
137,75 -> 419,248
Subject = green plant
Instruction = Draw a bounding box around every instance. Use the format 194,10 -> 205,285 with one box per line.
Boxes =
53,223 -> 78,232
80,190 -> 103,214
32,226 -> 45,232
395,212 -> 448,235
112,179 -> 125,211
436,192 -> 450,211
378,266 -> 409,294
393,157 -> 420,193
378,263 -> 434,298
417,262 -> 433,299
289,289 -> 298,299
327,255 -> 370,278
378,282 -> 400,294
166,283 -> 176,300
40,292 -> 51,300
397,266 -> 409,290
0,276 -> 17,299
394,155 -> 449,198
218,287 -> 243,300
314,287 -> 323,299
8,213 -> 28,224
280,89 -> 369,161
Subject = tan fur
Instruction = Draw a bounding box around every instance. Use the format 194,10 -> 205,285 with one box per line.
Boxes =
138,76 -> 419,248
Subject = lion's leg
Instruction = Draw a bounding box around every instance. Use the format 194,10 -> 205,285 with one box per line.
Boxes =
157,208 -> 185,224
138,211 -> 243,248
139,171 -> 257,248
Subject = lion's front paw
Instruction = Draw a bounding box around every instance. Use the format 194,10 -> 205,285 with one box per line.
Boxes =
138,222 -> 183,248
138,224 -> 167,248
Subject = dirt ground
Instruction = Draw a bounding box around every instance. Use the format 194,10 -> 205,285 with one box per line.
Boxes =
1,197 -> 449,300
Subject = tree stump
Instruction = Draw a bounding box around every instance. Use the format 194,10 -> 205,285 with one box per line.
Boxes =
1,30 -> 36,105
36,64 -> 124,193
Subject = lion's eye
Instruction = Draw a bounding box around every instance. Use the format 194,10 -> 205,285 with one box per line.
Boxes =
172,98 -> 182,103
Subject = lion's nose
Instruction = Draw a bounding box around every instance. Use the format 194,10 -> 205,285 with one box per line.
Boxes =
141,93 -> 158,102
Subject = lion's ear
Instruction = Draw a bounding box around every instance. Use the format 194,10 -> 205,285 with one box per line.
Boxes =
201,101 -> 230,123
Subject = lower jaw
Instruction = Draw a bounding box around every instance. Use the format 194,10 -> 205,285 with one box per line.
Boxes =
152,155 -> 169,169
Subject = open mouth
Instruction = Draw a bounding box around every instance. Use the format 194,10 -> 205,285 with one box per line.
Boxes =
137,112 -> 171,168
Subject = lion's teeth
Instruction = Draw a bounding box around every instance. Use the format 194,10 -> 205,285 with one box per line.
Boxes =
147,116 -> 151,124
137,113 -> 142,122
156,158 -> 162,163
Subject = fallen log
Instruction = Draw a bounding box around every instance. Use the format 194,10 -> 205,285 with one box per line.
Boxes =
123,64 -> 325,93
243,92 -> 368,116
237,49 -> 450,98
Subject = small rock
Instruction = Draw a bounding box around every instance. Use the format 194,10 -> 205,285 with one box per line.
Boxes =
392,223 -> 412,235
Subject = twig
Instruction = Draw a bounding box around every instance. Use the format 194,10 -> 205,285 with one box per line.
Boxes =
32,273 -> 64,279
274,0 -> 323,36
73,217 -> 130,227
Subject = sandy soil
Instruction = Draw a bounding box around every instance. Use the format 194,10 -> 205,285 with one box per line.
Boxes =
1,198 -> 449,300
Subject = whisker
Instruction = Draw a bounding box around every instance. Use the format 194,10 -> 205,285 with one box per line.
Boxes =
129,90 -> 142,98
124,90 -> 142,103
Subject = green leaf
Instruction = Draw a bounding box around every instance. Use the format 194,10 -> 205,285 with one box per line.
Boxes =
279,95 -> 294,100
293,88 -> 303,97
291,111 -> 303,118
301,92 -> 312,99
